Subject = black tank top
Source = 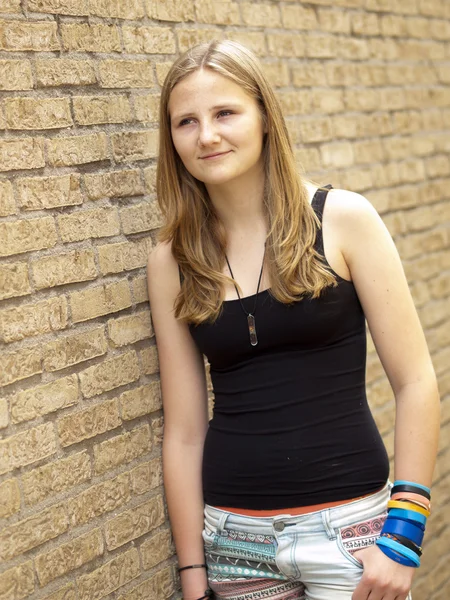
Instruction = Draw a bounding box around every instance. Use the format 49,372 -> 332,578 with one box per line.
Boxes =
185,185 -> 389,509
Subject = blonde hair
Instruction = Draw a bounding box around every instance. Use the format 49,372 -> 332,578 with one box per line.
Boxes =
157,39 -> 336,324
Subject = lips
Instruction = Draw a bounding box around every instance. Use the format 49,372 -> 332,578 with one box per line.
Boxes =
200,151 -> 231,159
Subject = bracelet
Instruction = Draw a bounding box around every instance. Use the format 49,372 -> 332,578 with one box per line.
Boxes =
390,492 -> 431,511
391,484 -> 431,500
387,508 -> 427,527
196,589 -> 214,599
381,532 -> 422,556
387,500 -> 430,518
393,481 -> 431,495
376,536 -> 420,567
382,516 -> 425,546
376,539 -> 420,568
178,563 -> 207,573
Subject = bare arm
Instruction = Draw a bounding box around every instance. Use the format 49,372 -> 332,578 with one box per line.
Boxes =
147,242 -> 210,600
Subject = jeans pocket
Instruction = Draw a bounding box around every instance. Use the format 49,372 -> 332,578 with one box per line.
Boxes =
202,524 -> 218,551
336,512 -> 387,568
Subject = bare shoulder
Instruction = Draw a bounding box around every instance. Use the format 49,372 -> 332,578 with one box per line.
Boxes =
326,187 -> 379,224
147,239 -> 180,303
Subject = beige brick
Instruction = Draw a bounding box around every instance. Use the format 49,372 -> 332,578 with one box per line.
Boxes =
108,311 -> 153,348
61,23 -> 120,52
79,351 -> 140,399
58,398 -> 121,447
68,471 -> 131,527
0,503 -> 67,561
0,398 -> 7,429
281,5 -> 317,29
0,423 -> 56,475
0,345 -> 42,388
261,61 -> 290,88
132,275 -> 149,304
0,137 -> 45,172
98,238 -> 152,275
0,0 -> 21,12
85,169 -> 144,200
36,529 -> 103,586
338,37 -> 371,60
311,89 -> 344,113
0,296 -> 68,344
380,14 -> 407,36
77,548 -> 140,600
35,59 -> 97,87
43,327 -> 107,372
22,451 -> 91,506
140,529 -> 174,569
70,280 -> 132,323
177,28 -> 224,54
146,0 -> 194,20
134,93 -> 159,124
0,59 -> 32,91
105,495 -> 164,550
320,142 -> 354,168
0,263 -> 30,302
277,90 -> 311,116
120,200 -> 162,234
32,250 -> 97,290
9,374 -> 78,424
195,0 -> 240,25
73,95 -> 132,126
267,33 -> 305,57
58,207 -> 120,243
0,19 -> 59,51
140,346 -> 159,375
117,567 -> 174,600
351,11 -> 380,35
305,34 -> 337,58
425,155 -> 450,178
90,0 -> 145,19
317,8 -> 351,33
41,583 -> 76,600
155,62 -> 172,86
151,415 -> 163,448
94,423 -> 151,475
28,0 -> 89,14
367,0 -> 418,13
112,130 -> 158,162
241,3 -> 281,26
298,118 -> 333,143
130,458 -> 163,495
0,479 -> 20,518
0,562 -> 34,600
99,60 -> 154,89
144,164 -> 156,193
397,229 -> 448,260
0,179 -> 15,216
17,174 -> 82,211
0,217 -> 57,258
47,133 -> 108,167
4,97 -> 72,130
123,26 -> 176,54
295,147 -> 321,173
292,63 -> 326,87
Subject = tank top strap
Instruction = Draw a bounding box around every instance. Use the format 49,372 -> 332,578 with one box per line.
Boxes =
311,184 -> 333,255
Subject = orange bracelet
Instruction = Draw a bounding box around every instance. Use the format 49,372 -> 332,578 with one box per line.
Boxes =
390,492 -> 431,512
387,499 -> 430,518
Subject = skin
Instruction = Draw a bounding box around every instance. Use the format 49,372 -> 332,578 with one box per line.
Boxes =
148,68 -> 440,600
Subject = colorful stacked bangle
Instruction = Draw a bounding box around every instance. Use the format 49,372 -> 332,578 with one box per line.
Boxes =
376,480 -> 431,568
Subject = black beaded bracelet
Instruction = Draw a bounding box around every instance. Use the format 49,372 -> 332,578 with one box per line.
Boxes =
195,589 -> 214,600
178,563 -> 207,573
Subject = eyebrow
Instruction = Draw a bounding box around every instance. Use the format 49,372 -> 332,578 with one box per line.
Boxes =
171,103 -> 242,123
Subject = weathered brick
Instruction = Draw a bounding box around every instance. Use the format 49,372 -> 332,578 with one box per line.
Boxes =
120,200 -> 162,234
122,26 -> 176,54
0,60 -> 32,91
140,529 -> 174,569
298,118 -> 333,143
195,0 -> 241,25
90,0 -> 145,19
104,495 -> 164,550
28,0 -> 89,14
99,60 -> 154,89
305,34 -> 337,58
0,345 -> 42,388
277,90 -> 311,116
0,562 -> 34,600
32,250 -> 97,290
317,8 -> 351,32
79,351 -> 140,399
0,137 -> 45,172
140,346 -> 159,375
281,5 -> 317,29
0,217 -> 57,257
241,3 -> 281,26
267,33 -> 305,57
94,423 -> 151,475
0,479 -> 20,518
0,503 -> 67,561
0,263 -> 30,301
119,383 -> 160,421
98,238 -> 152,275
0,0 -> 21,13
35,59 -> 97,87
131,275 -> 148,304
58,398 -> 121,446
43,327 -> 107,372
85,169 -> 144,200
41,583 -> 76,600
177,28 -> 224,54
146,0 -> 194,20
4,97 -> 72,130
151,415 -> 163,448
130,458 -> 163,495
0,19 -> 59,51
35,529 -> 103,586
73,95 -> 132,125
0,179 -> 15,216
58,207 -> 120,242
292,63 -> 327,87
108,311 -> 153,348
320,142 -> 354,168
144,165 -> 156,192
70,280 -> 132,323
16,174 -> 83,210
117,567 -> 174,600
262,61 -> 290,88
425,154 -> 450,178
77,548 -> 140,600
0,296 -> 68,344
112,130 -> 158,162
0,398 -> 7,429
155,62 -> 172,86
22,450 -> 91,506
47,133 -> 108,167
134,93 -> 159,124
60,23 -> 121,53
0,423 -> 56,475
67,471 -> 131,527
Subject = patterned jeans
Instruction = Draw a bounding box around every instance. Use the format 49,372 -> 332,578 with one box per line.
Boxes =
202,483 -> 413,600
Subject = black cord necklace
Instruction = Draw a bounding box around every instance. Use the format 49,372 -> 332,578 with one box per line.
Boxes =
224,246 -> 265,347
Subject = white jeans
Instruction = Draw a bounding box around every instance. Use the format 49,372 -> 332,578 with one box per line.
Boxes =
203,483 -> 413,600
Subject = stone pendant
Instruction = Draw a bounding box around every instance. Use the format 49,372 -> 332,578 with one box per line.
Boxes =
247,314 -> 258,346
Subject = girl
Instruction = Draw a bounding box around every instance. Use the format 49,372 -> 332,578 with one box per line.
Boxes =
147,40 -> 440,600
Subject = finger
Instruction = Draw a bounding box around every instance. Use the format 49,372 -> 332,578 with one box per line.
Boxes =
352,580 -> 371,600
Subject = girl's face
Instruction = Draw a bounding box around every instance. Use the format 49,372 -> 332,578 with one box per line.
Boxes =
168,69 -> 266,188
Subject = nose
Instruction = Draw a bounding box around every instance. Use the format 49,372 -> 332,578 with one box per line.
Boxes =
198,119 -> 220,147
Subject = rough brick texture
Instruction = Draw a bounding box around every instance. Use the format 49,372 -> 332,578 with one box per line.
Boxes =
0,4 -> 448,600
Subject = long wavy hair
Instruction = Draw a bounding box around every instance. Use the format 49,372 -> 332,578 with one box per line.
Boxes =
157,39 -> 336,325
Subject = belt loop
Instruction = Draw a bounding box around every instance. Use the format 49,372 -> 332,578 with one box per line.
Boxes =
216,511 -> 228,536
321,509 -> 336,540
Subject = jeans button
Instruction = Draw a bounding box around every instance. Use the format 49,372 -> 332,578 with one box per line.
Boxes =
274,521 -> 285,532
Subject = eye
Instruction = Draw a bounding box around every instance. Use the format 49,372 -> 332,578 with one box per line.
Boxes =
178,117 -> 195,127
217,110 -> 232,118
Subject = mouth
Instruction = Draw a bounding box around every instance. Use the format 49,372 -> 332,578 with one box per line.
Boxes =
200,151 -> 231,160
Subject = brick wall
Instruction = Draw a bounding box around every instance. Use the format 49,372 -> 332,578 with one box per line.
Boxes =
0,1 -> 448,599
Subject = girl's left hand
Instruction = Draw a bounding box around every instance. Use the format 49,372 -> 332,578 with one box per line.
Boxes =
352,544 -> 415,600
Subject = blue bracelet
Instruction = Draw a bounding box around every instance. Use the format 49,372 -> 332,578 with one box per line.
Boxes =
393,480 -> 431,494
376,540 -> 419,568
376,536 -> 420,567
387,508 -> 427,527
382,517 -> 425,547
